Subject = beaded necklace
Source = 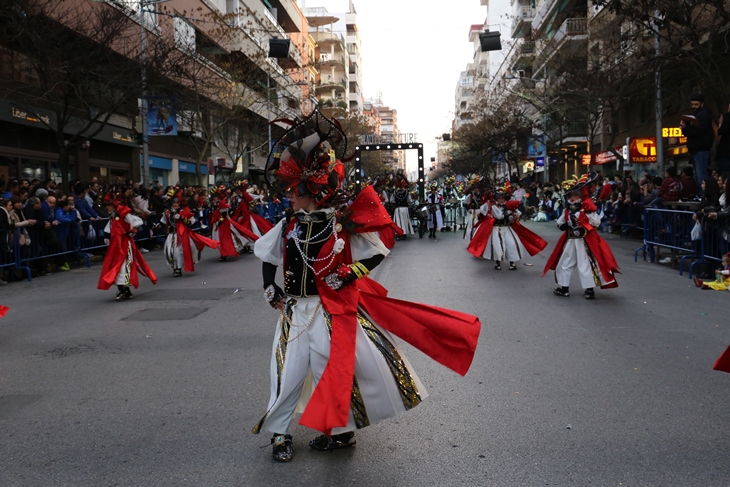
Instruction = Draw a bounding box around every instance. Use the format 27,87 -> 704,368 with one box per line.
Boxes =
289,214 -> 338,276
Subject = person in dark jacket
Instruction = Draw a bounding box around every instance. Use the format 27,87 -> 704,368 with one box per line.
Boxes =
681,93 -> 715,188
715,104 -> 730,175
680,166 -> 698,199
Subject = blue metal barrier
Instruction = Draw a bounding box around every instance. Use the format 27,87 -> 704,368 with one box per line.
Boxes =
16,221 -> 92,280
635,208 -> 699,272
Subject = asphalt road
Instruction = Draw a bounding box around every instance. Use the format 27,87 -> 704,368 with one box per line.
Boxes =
1,221 -> 730,487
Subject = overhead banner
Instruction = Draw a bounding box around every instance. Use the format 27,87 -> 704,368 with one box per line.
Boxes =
147,96 -> 178,136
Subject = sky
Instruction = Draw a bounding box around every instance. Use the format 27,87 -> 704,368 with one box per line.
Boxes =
297,0 -> 511,174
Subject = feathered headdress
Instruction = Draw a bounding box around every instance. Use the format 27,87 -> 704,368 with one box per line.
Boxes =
494,181 -> 512,198
562,174 -> 589,193
265,109 -> 348,207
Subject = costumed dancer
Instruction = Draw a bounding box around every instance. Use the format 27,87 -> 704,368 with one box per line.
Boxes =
467,181 -> 547,269
162,195 -> 220,277
97,203 -> 157,300
542,174 -> 620,299
463,176 -> 486,240
232,180 -> 274,252
254,109 -> 481,463
212,197 -> 260,262
426,183 -> 443,238
389,170 -> 414,239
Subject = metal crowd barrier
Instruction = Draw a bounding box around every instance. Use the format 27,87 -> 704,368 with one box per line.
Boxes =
634,207 -> 716,278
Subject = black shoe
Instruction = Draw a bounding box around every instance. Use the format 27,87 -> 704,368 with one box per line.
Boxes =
248,247 -> 254,254
115,290 -> 126,301
553,287 -> 570,297
494,262 -> 501,270
509,262 -> 517,270
173,269 -> 182,277
123,287 -> 133,299
271,434 -> 293,462
309,432 -> 356,451
584,288 -> 596,300
218,256 -> 227,262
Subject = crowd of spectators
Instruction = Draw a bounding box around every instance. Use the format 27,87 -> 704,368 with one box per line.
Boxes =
0,176 -> 287,285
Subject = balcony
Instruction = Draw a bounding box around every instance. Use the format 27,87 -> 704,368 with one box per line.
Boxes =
264,0 -> 301,33
317,53 -> 347,68
511,40 -> 536,71
312,31 -> 346,50
532,0 -> 586,36
316,77 -> 347,93
511,5 -> 535,38
534,18 -> 588,72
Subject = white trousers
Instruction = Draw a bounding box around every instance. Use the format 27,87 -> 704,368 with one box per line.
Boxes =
556,239 -> 598,289
163,233 -> 199,270
114,242 -> 133,286
482,226 -> 528,262
255,296 -> 426,436
392,207 -> 414,235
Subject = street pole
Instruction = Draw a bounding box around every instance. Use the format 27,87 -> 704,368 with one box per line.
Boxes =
654,8 -> 664,170
140,0 -> 150,188
267,73 -> 272,156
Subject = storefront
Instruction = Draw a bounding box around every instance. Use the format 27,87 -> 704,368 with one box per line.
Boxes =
177,160 -> 208,186
142,155 -> 173,187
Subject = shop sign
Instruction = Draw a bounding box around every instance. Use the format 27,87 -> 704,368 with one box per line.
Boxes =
11,107 -> 50,125
536,157 -> 545,167
594,147 -> 622,165
628,137 -> 657,163
581,154 -> 592,165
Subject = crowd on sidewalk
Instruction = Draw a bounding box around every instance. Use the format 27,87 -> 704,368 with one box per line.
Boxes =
0,176 -> 290,285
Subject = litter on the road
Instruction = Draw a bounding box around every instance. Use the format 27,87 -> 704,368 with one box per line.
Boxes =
523,263 -> 534,266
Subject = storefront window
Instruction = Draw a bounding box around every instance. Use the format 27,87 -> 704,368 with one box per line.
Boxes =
50,160 -> 75,185
0,156 -> 19,182
20,158 -> 48,182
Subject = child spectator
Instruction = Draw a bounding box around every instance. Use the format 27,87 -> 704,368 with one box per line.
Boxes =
694,253 -> 730,290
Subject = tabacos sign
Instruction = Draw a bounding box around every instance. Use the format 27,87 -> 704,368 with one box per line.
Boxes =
629,137 -> 657,163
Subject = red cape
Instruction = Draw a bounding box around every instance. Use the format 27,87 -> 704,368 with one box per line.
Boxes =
542,210 -> 620,289
216,216 -> 259,257
233,194 -> 275,235
176,222 -> 220,272
468,217 -> 547,258
713,345 -> 730,373
97,216 -> 157,290
292,186 -> 482,435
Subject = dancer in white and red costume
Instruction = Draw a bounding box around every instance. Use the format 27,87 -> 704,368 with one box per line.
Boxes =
211,198 -> 259,261
468,181 -> 547,269
542,174 -> 620,299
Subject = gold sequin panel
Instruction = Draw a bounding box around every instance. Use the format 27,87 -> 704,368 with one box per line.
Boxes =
251,303 -> 293,434
358,315 -> 422,411
583,241 -> 602,286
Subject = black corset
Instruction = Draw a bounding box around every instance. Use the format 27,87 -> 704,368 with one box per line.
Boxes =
284,213 -> 334,297
393,189 -> 409,207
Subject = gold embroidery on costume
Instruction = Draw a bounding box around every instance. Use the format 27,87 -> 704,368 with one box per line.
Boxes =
124,243 -> 132,285
350,376 -> 370,429
252,303 -> 293,434
359,315 -> 422,410
584,241 -> 602,286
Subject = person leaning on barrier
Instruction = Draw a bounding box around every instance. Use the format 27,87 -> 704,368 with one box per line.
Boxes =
702,172 -> 730,230
693,176 -> 721,223
650,167 -> 682,208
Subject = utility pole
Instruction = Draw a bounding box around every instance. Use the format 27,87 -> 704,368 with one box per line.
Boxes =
654,8 -> 664,169
140,0 -> 150,188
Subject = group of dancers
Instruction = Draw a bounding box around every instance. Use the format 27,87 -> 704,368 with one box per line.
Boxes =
460,173 -> 620,298
96,181 -> 274,300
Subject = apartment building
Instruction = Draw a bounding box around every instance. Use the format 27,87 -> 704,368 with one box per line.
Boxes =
302,2 -> 363,113
453,11 -> 490,132
0,0 -> 307,186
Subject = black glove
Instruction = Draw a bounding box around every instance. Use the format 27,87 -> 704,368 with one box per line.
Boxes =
559,223 -> 569,231
262,262 -> 285,307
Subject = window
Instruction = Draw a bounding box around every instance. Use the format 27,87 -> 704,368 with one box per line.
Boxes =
174,17 -> 196,54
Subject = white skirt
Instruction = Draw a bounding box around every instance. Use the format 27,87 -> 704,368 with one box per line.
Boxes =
392,207 -> 414,235
163,233 -> 200,270
481,225 -> 529,262
253,296 -> 427,435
